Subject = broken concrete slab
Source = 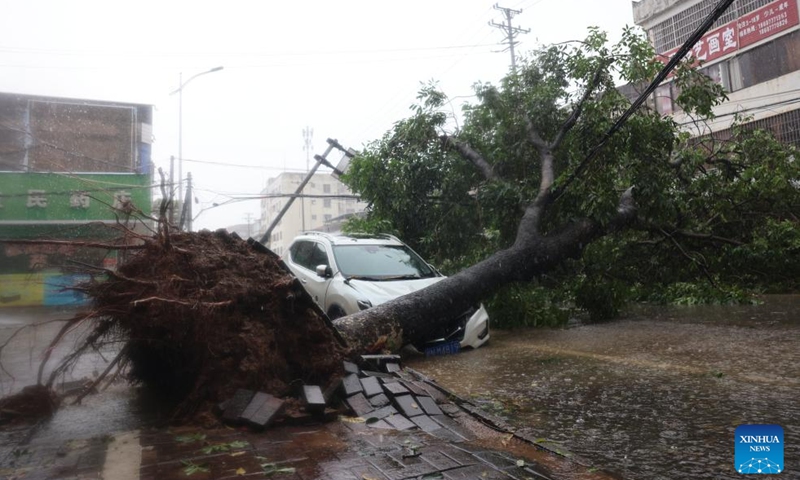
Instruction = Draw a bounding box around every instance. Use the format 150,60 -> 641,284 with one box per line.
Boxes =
393,394 -> 424,417
345,393 -> 374,417
417,395 -> 444,416
222,388 -> 255,422
365,405 -> 398,420
411,415 -> 443,433
384,414 -> 417,431
301,385 -> 326,413
341,373 -> 363,396
359,376 -> 383,397
382,381 -> 410,396
360,354 -> 401,372
343,360 -> 360,374
241,393 -> 285,428
369,393 -> 391,408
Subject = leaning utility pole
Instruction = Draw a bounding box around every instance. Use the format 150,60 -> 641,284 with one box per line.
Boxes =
259,138 -> 353,245
489,3 -> 530,74
301,126 -> 313,231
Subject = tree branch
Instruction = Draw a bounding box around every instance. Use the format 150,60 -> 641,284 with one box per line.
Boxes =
441,135 -> 498,181
0,239 -> 146,250
550,64 -> 606,151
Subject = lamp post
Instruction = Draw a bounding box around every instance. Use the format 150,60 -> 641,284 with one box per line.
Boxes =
170,66 -> 223,219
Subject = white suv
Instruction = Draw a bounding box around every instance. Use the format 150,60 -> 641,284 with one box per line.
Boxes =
283,232 -> 490,350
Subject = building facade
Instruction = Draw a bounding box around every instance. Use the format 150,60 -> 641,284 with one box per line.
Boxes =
0,92 -> 153,306
633,0 -> 800,145
259,172 -> 367,256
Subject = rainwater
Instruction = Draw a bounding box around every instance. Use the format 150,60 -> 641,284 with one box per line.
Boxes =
406,296 -> 800,479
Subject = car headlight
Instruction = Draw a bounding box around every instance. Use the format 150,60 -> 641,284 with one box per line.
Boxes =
357,299 -> 373,310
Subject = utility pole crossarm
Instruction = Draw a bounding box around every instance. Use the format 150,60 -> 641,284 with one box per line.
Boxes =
489,3 -> 530,74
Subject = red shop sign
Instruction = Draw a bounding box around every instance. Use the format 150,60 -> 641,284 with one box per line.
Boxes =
738,0 -> 799,48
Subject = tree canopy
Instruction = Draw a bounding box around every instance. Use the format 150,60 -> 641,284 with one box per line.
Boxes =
342,28 -> 800,327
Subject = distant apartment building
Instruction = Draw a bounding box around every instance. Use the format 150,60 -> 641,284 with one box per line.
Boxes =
633,0 -> 800,145
0,91 -> 153,306
259,172 -> 367,256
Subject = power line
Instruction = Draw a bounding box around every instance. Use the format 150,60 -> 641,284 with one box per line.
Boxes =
557,0 -> 737,197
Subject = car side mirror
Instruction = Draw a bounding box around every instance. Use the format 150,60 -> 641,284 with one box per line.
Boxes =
315,265 -> 333,278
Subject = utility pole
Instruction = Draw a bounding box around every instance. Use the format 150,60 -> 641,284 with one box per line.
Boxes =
489,3 -> 530,74
260,138 -> 352,245
301,126 -> 313,231
244,213 -> 254,237
169,155 -> 176,225
179,172 -> 193,232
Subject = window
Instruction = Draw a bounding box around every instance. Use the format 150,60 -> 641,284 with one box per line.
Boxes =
311,214 -> 317,221
323,184 -> 331,193
289,241 -> 329,270
324,214 -> 332,222
733,30 -> 800,90
323,199 -> 332,208
332,244 -> 435,279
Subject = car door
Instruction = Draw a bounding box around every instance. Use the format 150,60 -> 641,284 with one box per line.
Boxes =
288,240 -> 332,308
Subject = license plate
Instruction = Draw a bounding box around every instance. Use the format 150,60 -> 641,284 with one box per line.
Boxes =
424,340 -> 460,357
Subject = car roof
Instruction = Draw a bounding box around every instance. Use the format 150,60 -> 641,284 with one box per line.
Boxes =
293,231 -> 404,246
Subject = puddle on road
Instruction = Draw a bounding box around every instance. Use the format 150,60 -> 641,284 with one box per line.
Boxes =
406,297 -> 800,479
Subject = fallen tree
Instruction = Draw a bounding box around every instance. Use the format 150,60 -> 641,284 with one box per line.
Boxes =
335,29 -> 800,347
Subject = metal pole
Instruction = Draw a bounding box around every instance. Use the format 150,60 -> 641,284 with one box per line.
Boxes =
260,138 -> 345,244
170,66 -> 223,230
178,72 -> 183,205
187,172 -> 193,232
169,155 -> 175,225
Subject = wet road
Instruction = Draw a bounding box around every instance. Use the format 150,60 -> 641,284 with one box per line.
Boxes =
406,296 -> 800,479
0,306 -> 159,467
2,299 -> 798,479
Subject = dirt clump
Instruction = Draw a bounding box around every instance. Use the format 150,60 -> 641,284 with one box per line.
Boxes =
0,384 -> 60,425
78,229 -> 349,422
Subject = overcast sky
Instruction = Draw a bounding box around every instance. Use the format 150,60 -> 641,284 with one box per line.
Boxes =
0,0 -> 637,231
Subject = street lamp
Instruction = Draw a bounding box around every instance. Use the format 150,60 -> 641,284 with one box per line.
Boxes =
170,66 -> 223,215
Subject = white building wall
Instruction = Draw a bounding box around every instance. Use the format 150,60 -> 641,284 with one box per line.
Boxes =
672,69 -> 800,133
259,172 -> 368,256
633,0 -> 800,144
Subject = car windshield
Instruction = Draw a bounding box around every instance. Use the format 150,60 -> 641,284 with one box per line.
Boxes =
332,244 -> 436,280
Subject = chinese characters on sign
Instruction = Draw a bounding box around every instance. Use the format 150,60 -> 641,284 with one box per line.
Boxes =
26,190 -> 48,208
113,191 -> 132,211
658,0 -> 799,65
18,189 -> 129,211
738,0 -> 799,48
69,192 -> 91,209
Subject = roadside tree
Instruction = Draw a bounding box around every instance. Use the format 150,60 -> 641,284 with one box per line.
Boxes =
335,28 -> 800,349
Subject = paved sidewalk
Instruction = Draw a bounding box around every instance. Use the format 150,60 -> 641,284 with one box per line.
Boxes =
1,369 -> 620,480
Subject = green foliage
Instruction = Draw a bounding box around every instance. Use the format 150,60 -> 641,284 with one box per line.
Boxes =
181,460 -> 209,476
342,27 -> 800,322
199,440 -> 249,455
574,274 -> 628,321
485,284 -> 571,328
639,281 -> 757,306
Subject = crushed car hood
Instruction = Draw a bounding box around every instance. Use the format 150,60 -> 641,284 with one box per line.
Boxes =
348,277 -> 444,306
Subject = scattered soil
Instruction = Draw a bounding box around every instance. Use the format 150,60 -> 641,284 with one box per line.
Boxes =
0,384 -> 60,425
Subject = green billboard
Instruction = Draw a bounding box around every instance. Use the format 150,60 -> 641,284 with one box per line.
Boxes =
0,172 -> 152,238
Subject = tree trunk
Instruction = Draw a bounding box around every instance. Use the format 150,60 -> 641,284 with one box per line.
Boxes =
334,218 -> 605,353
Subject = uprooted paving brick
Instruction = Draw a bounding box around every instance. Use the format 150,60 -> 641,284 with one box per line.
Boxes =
139,369 -> 536,480
147,359 -> 621,480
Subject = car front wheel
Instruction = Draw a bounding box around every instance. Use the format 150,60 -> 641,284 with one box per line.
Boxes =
327,305 -> 347,320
